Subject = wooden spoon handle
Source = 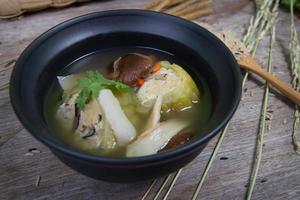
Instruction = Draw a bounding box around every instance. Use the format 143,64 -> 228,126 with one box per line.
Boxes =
238,55 -> 300,106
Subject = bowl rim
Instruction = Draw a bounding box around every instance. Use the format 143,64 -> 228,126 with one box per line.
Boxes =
10,9 -> 242,165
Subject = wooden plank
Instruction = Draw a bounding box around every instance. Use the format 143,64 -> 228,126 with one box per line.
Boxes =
1,0 -> 300,199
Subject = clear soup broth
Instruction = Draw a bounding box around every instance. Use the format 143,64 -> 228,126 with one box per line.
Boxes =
44,47 -> 212,157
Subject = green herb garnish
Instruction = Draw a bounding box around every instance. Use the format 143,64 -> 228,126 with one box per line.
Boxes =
75,71 -> 130,110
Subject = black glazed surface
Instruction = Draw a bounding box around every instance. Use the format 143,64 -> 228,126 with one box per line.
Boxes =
10,10 -> 241,182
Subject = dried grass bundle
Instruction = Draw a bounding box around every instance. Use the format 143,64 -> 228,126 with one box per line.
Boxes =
143,0 -> 213,20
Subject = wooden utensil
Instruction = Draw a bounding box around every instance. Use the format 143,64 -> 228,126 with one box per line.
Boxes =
212,28 -> 300,106
238,54 -> 300,105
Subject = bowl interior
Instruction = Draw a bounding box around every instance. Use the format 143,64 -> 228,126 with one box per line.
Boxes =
10,10 -> 241,161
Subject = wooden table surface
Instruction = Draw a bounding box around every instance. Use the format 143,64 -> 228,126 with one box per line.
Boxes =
1,0 -> 300,199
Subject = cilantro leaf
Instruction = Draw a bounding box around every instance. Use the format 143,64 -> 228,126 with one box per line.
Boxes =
75,71 -> 130,110
75,88 -> 90,110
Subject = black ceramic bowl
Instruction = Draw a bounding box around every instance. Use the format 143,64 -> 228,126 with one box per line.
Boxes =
10,10 -> 241,182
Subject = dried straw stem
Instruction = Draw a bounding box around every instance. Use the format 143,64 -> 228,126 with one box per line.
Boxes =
140,179 -> 157,200
0,82 -> 9,91
162,169 -> 183,200
143,0 -> 163,10
144,0 -> 184,10
289,0 -> 300,155
191,124 -> 229,200
246,23 -> 277,200
245,1 -> 279,199
143,0 -> 213,20
171,0 -> 211,16
152,0 -> 171,12
181,7 -> 213,20
165,0 -> 199,14
153,175 -> 172,200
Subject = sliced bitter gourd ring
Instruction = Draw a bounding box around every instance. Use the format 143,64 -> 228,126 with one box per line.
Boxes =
136,61 -> 200,111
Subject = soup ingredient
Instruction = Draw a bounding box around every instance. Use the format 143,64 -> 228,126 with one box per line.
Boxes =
56,93 -> 116,149
108,53 -> 158,85
150,63 -> 161,73
56,93 -> 78,130
137,61 -> 199,111
75,98 -> 107,147
100,116 -> 117,150
74,71 -> 130,110
126,119 -> 188,157
115,90 -> 152,134
162,131 -> 193,151
136,78 -> 145,88
57,74 -> 84,91
98,89 -> 136,146
143,95 -> 163,131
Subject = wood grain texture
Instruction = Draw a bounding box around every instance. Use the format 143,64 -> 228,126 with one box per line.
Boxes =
1,0 -> 300,200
